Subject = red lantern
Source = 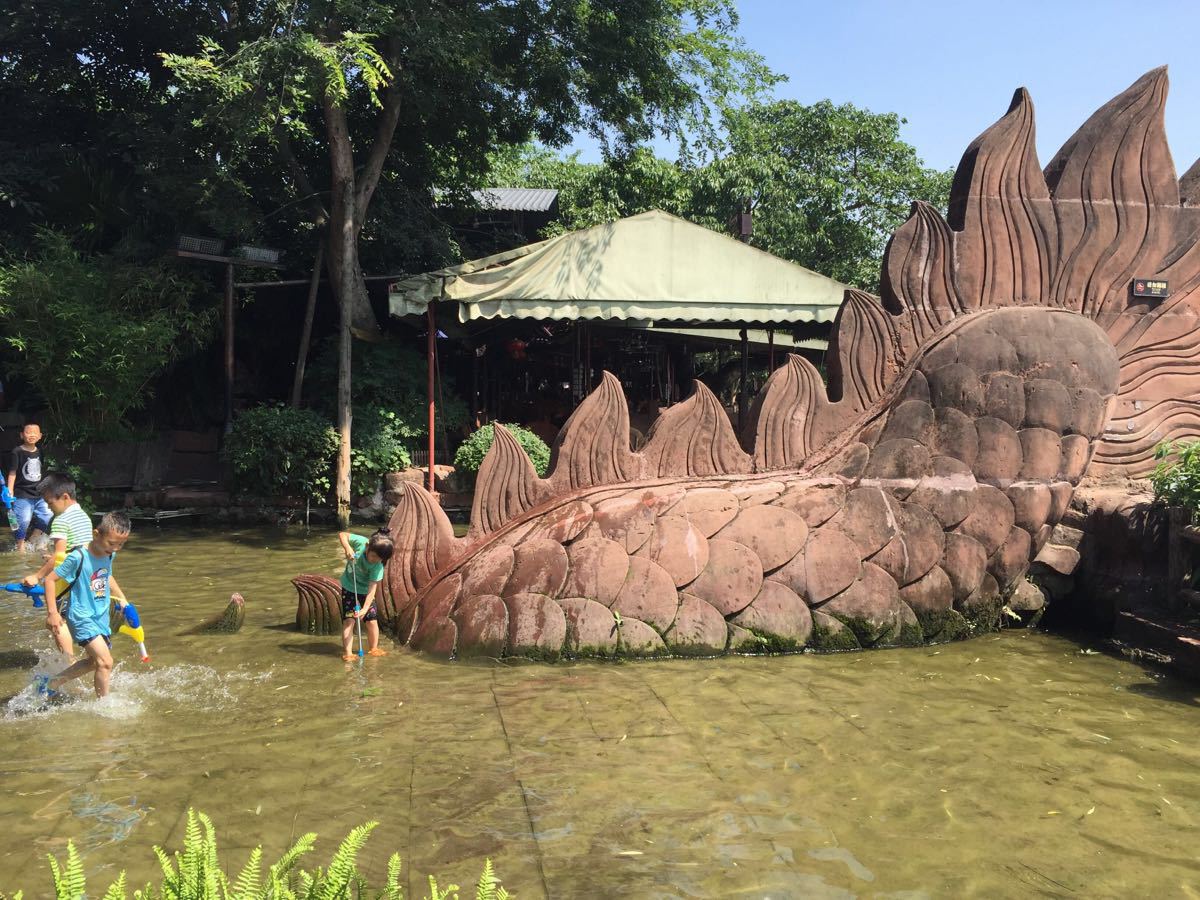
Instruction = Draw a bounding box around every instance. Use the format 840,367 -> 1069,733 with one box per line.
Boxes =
506,338 -> 527,360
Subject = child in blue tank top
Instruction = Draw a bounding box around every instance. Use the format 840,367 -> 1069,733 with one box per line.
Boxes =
42,511 -> 132,699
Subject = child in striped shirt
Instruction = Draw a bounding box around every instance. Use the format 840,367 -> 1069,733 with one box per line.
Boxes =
23,473 -> 93,657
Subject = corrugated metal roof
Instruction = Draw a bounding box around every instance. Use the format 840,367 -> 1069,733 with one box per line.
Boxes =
471,187 -> 559,212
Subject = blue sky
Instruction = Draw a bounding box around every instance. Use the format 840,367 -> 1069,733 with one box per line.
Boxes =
568,0 -> 1200,177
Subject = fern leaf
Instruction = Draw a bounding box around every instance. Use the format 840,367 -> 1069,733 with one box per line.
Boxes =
474,860 -> 497,900
312,822 -> 377,900
101,871 -> 128,900
384,853 -> 403,900
425,874 -> 460,900
269,832 -> 316,882
229,846 -> 262,899
48,842 -> 86,900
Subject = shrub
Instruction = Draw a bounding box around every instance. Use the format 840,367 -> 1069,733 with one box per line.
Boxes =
1151,440 -> 1200,516
307,339 -> 470,442
453,424 -> 550,479
351,406 -> 413,496
0,231 -> 214,446
225,404 -> 338,502
2,808 -> 509,899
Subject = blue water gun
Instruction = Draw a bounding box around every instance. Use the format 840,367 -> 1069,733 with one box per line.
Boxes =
116,601 -> 151,662
3,581 -> 45,608
1,485 -> 16,533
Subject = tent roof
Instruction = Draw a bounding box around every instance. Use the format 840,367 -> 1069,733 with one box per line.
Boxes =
389,209 -> 849,325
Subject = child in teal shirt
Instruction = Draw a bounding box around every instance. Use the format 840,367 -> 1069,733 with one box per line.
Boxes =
338,528 -> 394,660
41,511 -> 132,699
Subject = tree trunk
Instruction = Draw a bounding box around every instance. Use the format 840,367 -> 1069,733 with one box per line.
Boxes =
325,98 -> 358,527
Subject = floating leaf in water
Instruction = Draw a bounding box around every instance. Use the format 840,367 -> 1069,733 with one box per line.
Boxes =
615,850 -> 643,857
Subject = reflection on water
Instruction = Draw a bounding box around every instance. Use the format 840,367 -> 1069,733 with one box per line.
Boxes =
2,525 -> 1200,897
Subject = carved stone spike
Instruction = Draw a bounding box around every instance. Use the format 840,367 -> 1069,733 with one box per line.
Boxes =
825,289 -> 905,412
746,355 -> 826,470
546,371 -> 636,492
294,576 -> 340,635
949,87 -> 1056,308
881,200 -> 961,338
1045,68 -> 1177,330
469,423 -> 553,537
386,482 -> 460,609
642,380 -> 752,476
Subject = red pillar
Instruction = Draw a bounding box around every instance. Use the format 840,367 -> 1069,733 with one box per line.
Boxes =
427,305 -> 436,494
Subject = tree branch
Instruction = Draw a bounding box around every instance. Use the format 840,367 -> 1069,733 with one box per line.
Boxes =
353,44 -> 403,229
276,125 -> 328,227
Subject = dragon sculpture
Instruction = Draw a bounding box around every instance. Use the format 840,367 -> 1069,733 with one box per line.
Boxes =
295,68 -> 1200,659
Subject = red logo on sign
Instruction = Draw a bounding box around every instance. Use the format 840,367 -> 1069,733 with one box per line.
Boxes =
1136,282 -> 1146,292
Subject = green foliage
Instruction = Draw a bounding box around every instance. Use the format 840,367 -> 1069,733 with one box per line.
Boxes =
307,340 -> 469,442
351,407 -> 413,496
0,231 -> 214,445
225,404 -> 338,502
488,99 -> 953,291
48,840 -> 85,900
1151,441 -> 1200,516
453,425 -> 550,479
692,100 -> 955,291
11,809 -> 509,900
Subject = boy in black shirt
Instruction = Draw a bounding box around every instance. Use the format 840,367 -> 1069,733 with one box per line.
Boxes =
6,422 -> 50,552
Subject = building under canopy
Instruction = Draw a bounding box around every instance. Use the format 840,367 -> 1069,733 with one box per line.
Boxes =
387,210 -> 851,482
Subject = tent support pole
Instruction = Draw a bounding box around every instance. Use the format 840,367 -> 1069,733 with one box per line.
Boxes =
768,328 -> 775,372
224,261 -> 235,434
427,306 -> 436,494
738,327 -> 749,432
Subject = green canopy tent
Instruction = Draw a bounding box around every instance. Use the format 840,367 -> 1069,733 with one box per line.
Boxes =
387,210 -> 851,489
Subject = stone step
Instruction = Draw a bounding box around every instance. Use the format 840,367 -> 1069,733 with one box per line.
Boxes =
1114,610 -> 1200,680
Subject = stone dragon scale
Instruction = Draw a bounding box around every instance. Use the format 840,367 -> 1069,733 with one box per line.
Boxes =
294,68 -> 1200,659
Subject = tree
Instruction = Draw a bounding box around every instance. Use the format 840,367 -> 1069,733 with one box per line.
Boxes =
0,232 -> 214,444
691,100 -> 954,291
488,101 -> 952,292
164,1 -> 772,524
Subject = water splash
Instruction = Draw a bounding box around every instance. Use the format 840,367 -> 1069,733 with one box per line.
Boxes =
3,659 -> 274,722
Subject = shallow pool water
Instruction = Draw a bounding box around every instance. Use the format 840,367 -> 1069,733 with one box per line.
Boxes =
2,525 -> 1199,898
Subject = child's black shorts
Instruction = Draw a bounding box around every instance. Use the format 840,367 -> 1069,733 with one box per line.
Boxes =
74,632 -> 112,650
341,589 -> 378,622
